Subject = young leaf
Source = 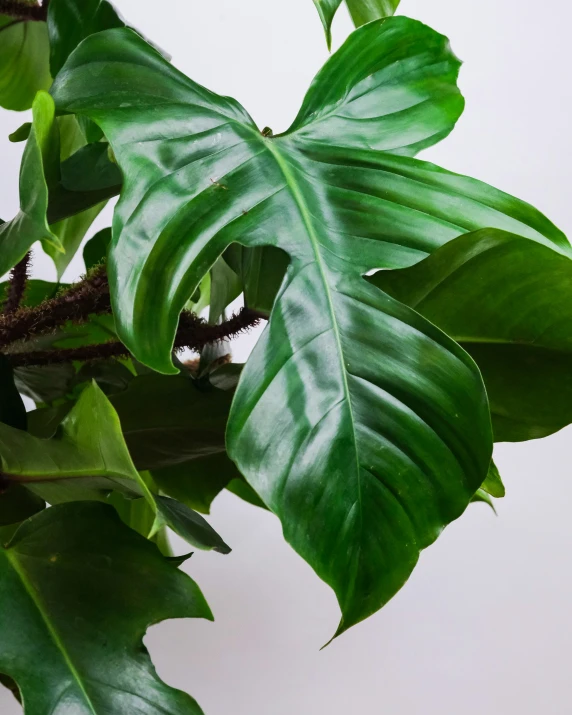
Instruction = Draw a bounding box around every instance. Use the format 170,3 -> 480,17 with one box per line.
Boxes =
371,229 -> 572,442
0,16 -> 51,111
83,227 -> 112,269
50,18 -> 569,634
312,0 -> 343,48
482,460 -> 505,499
0,502 -> 211,714
0,91 -> 63,277
346,0 -> 400,27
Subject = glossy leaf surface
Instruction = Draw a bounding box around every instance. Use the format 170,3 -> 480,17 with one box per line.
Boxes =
312,0 -> 343,48
48,0 -> 125,76
0,502 -> 211,714
49,18 -> 571,632
0,17 -> 51,111
0,92 -> 62,277
346,0 -> 400,26
372,229 -> 572,441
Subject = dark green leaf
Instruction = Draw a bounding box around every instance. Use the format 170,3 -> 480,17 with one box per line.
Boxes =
48,0 -> 125,77
83,227 -> 112,269
226,477 -> 268,510
0,672 -> 21,703
0,355 -> 26,431
110,374 -> 232,471
49,18 -> 571,633
153,496 -> 231,554
224,244 -> 289,316
209,256 -> 242,324
0,17 -> 51,111
153,453 -> 241,515
0,485 -> 45,527
61,142 -> 122,193
371,228 -> 572,442
0,501 -> 211,713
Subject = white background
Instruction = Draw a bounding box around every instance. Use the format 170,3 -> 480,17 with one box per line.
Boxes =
1,0 -> 572,713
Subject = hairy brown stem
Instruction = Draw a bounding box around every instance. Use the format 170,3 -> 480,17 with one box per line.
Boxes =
0,1 -> 47,21
4,252 -> 31,315
8,308 -> 263,367
0,266 -> 110,347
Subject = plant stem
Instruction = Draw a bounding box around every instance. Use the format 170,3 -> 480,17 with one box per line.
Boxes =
7,308 -> 263,367
0,266 -> 111,347
0,1 -> 47,21
4,252 -> 31,315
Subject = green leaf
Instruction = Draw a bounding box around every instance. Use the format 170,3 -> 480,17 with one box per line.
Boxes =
0,16 -> 51,111
312,0 -> 343,48
0,501 -> 211,713
153,453 -> 242,515
50,18 -> 570,633
110,374 -> 233,471
209,256 -> 242,324
482,460 -> 505,499
346,0 -> 401,27
0,485 -> 44,527
49,201 -> 107,278
312,0 -> 400,48
224,244 -> 289,316
371,228 -> 572,442
83,227 -> 112,269
0,381 -> 143,501
48,0 -> 125,77
0,91 -> 63,277
470,488 -> 497,514
0,381 -> 231,553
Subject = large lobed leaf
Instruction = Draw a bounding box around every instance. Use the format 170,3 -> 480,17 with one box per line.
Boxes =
372,228 -> 572,442
0,502 -> 210,714
49,17 -> 569,634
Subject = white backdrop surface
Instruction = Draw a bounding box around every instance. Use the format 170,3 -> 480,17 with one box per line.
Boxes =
0,1 -> 571,713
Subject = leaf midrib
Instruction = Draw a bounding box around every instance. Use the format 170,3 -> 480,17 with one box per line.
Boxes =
3,548 -> 98,714
261,134 -> 365,577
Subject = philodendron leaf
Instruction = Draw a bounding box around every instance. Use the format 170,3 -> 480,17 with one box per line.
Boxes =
312,0 -> 343,48
48,0 -> 125,76
0,501 -> 211,714
50,18 -> 569,634
110,374 -> 233,471
346,0 -> 400,27
0,15 -> 51,111
0,381 -> 231,553
0,92 -> 63,277
313,0 -> 400,48
371,229 -> 572,442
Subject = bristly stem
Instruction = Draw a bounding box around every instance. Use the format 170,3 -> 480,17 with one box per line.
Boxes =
0,1 -> 48,21
4,252 -> 31,315
7,307 -> 263,367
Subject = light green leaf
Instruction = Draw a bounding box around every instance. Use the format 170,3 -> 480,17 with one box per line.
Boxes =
49,18 -> 570,634
0,501 -> 211,713
371,228 -> 572,442
0,16 -> 51,111
49,201 -> 107,278
346,0 -> 400,27
482,460 -> 505,499
470,488 -> 497,514
0,381 -> 231,552
0,91 -> 63,277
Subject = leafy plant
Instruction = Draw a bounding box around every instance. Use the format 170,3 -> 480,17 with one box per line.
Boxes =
0,0 -> 568,711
